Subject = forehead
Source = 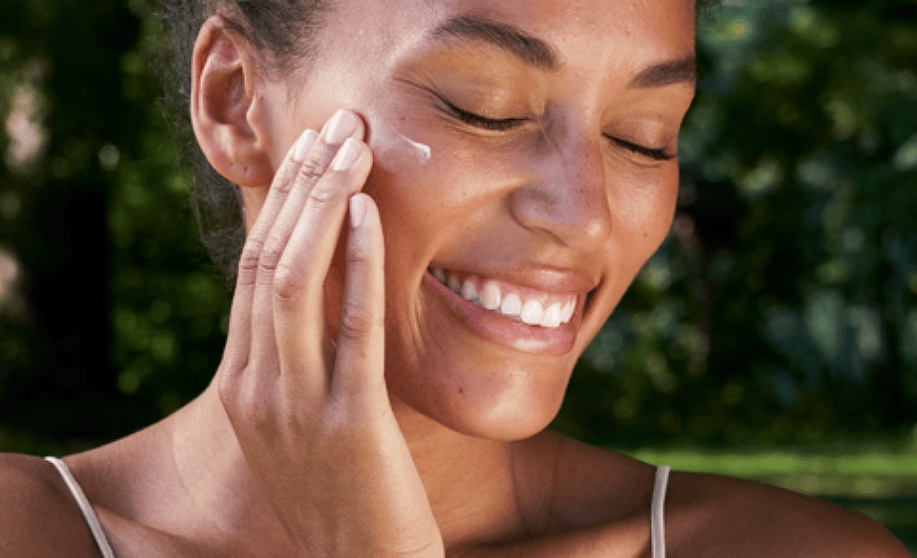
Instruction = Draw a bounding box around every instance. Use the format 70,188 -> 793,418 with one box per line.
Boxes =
320,0 -> 696,72
429,0 -> 696,54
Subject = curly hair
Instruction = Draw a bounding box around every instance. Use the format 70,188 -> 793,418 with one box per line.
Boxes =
158,0 -> 329,286
157,0 -> 714,286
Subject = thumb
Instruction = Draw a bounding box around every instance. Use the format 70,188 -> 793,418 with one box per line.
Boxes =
330,192 -> 387,410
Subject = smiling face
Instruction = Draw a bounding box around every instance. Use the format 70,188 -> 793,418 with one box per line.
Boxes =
253,0 -> 697,440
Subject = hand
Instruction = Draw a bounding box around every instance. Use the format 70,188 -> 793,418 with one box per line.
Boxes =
216,109 -> 444,558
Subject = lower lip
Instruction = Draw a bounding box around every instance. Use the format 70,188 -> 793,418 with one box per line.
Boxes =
422,272 -> 581,356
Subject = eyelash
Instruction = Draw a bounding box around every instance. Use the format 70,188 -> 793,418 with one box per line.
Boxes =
439,97 -> 675,162
605,137 -> 676,162
439,97 -> 527,131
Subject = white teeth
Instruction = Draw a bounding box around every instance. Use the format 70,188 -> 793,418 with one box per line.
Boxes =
560,299 -> 576,324
500,292 -> 522,317
447,275 -> 462,294
432,267 -> 446,284
479,282 -> 501,310
461,279 -> 478,302
541,303 -> 562,328
520,299 -> 544,325
430,267 -> 576,329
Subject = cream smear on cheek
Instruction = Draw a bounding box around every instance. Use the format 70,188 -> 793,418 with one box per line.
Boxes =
369,120 -> 432,172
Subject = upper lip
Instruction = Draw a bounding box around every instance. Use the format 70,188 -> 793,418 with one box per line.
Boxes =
428,262 -> 599,296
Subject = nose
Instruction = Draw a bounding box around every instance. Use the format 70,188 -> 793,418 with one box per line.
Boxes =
508,122 -> 612,251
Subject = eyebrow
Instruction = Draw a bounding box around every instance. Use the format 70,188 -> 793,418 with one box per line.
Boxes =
628,56 -> 698,88
430,14 -> 697,89
430,14 -> 559,71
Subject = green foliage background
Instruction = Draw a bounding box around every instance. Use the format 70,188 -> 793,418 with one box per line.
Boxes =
0,0 -> 915,453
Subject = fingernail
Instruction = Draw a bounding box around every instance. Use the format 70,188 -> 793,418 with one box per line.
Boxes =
323,109 -> 358,145
331,137 -> 362,171
292,129 -> 318,162
349,194 -> 367,229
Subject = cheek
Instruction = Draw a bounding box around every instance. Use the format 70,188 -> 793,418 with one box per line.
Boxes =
364,122 -> 520,258
611,163 -> 679,250
358,132 -> 577,439
585,162 -> 679,324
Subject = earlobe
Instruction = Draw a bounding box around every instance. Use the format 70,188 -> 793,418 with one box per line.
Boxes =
191,16 -> 274,188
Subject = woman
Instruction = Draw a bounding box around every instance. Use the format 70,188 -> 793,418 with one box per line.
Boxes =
0,0 -> 908,556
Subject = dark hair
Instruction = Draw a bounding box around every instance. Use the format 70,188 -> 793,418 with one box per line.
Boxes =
158,0 -> 712,286
158,0 -> 329,286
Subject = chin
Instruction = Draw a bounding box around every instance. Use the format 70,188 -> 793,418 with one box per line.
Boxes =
385,339 -> 575,441
378,268 -> 601,442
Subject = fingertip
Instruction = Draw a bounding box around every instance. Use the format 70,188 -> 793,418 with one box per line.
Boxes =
349,192 -> 380,232
339,108 -> 369,143
332,138 -> 363,172
346,193 -> 384,273
349,193 -> 367,229
291,129 -> 319,162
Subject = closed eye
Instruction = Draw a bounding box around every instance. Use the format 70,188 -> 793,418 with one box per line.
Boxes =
434,91 -> 675,160
436,95 -> 528,132
606,136 -> 675,161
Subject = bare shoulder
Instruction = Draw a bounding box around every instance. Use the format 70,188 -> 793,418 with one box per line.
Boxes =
665,469 -> 910,557
0,452 -> 101,558
525,435 -> 909,557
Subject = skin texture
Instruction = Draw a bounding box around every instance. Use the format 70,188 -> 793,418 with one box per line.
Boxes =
0,0 -> 910,557
270,0 -> 695,442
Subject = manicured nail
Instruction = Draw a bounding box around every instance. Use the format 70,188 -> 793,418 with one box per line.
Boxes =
331,137 -> 362,171
292,129 -> 318,162
323,109 -> 358,145
349,194 -> 367,229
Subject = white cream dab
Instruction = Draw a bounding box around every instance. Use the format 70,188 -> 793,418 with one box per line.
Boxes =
371,121 -> 432,169
397,132 -> 432,162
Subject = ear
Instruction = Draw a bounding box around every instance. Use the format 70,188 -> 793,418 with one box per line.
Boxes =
190,16 -> 274,188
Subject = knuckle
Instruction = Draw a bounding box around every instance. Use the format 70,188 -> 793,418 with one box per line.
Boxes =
322,405 -> 358,438
238,396 -> 274,427
217,353 -> 249,399
219,385 -> 273,430
272,259 -> 306,302
271,170 -> 296,196
305,174 -> 346,210
217,370 -> 241,407
306,183 -> 338,210
236,242 -> 263,285
224,378 -> 275,427
337,302 -> 381,341
296,158 -> 327,186
217,357 -> 286,430
257,236 -> 285,274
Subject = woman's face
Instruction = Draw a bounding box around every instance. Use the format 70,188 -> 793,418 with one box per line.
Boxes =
258,0 -> 696,439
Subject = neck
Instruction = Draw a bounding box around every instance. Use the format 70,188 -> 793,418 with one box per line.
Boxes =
168,380 -> 531,551
389,396 -> 528,546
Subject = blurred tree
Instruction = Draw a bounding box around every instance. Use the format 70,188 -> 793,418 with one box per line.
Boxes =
0,0 -> 228,445
1,0 -> 130,441
555,0 -> 917,447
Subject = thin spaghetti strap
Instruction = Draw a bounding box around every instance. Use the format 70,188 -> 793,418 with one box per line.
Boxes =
45,456 -> 118,558
650,465 -> 671,558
